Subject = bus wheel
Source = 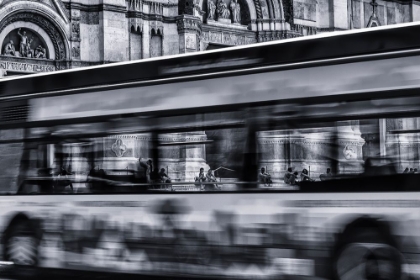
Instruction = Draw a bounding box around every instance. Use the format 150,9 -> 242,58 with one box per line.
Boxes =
334,231 -> 403,280
5,221 -> 39,278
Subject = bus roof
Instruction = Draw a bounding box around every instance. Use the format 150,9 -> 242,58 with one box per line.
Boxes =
2,21 -> 420,98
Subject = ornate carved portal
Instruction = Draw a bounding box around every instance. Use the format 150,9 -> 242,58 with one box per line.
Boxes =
0,12 -> 67,60
2,28 -> 48,59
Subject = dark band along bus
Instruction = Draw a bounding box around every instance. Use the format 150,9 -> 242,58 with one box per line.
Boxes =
1,22 -> 420,280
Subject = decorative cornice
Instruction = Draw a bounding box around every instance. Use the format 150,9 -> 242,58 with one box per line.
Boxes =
127,11 -> 179,23
0,56 -> 56,73
65,1 -> 177,12
177,15 -> 202,33
257,30 -> 301,42
251,18 -> 285,23
202,29 -> 256,45
64,2 -> 127,13
317,27 -> 347,32
202,24 -> 255,36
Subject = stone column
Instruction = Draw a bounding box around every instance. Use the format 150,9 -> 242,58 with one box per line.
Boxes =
177,15 -> 202,54
70,9 -> 81,62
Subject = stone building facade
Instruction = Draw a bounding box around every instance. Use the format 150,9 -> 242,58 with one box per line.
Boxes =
0,0 -> 417,76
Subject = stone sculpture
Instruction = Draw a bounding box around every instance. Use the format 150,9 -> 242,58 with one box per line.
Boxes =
35,45 -> 46,59
17,28 -> 28,57
230,0 -> 241,23
208,0 -> 216,20
217,0 -> 230,19
3,40 -> 15,56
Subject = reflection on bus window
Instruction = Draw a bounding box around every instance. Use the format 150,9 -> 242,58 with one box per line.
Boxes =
16,113 -> 420,194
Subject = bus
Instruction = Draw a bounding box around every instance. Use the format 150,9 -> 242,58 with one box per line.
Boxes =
1,22 -> 420,280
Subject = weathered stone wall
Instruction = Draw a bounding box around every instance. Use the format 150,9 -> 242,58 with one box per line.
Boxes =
101,0 -> 129,61
316,0 -> 331,28
80,9 -> 101,61
162,23 -> 180,56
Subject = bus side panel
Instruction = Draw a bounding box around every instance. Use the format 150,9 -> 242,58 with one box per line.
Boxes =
0,192 -> 418,278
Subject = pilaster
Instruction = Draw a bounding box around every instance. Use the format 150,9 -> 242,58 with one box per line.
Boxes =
70,8 -> 81,61
177,15 -> 202,54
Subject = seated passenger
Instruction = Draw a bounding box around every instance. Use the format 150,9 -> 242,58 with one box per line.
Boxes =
205,169 -> 219,191
158,168 -> 172,190
258,168 -> 272,186
284,168 -> 297,185
195,168 -> 206,181
410,168 -> 415,174
319,168 -> 333,181
403,167 -> 409,173
300,169 -> 315,182
195,168 -> 206,190
158,168 -> 171,183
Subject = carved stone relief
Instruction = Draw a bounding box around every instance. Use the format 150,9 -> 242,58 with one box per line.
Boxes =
71,22 -> 80,40
185,33 -> 196,49
0,12 -> 67,60
2,28 -> 48,59
71,43 -> 80,59
229,0 -> 241,23
177,17 -> 202,33
208,0 -> 217,20
217,0 -> 231,19
207,0 -> 249,25
0,60 -> 56,73
259,0 -> 269,18
202,30 -> 255,45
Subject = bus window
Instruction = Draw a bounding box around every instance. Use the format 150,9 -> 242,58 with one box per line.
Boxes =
17,122 -> 156,194
156,128 -> 245,192
256,120 -> 365,189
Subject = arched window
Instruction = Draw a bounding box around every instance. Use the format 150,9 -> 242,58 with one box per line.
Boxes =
150,28 -> 162,58
129,25 -> 142,60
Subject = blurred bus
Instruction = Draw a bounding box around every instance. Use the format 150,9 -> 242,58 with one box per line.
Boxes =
1,22 -> 420,280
